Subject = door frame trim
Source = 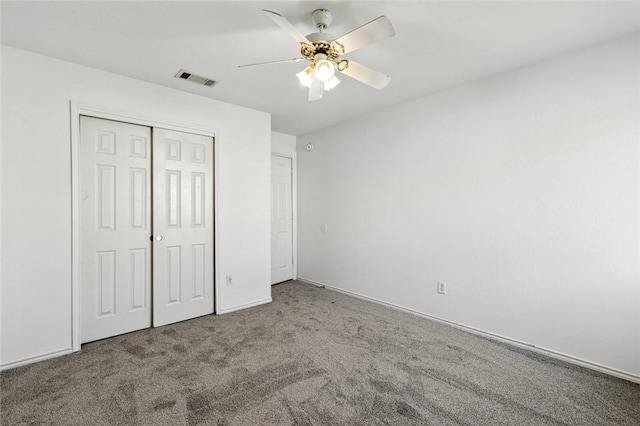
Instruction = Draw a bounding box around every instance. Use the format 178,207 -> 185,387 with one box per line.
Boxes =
271,152 -> 297,282
70,101 -> 220,352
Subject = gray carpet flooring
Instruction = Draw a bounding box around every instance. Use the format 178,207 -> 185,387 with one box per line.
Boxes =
1,281 -> 639,425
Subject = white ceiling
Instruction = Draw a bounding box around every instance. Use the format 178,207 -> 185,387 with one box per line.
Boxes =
2,1 -> 640,135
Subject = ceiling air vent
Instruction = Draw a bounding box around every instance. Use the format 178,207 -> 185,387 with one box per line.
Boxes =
174,69 -> 217,87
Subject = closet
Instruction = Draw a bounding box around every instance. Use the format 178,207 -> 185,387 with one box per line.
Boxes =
79,116 -> 214,343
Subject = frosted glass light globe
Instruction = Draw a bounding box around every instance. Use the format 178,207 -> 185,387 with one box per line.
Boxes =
296,66 -> 315,88
315,60 -> 335,82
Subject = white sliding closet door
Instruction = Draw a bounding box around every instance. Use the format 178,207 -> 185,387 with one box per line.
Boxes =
152,128 -> 214,327
80,118 -> 215,343
80,116 -> 152,343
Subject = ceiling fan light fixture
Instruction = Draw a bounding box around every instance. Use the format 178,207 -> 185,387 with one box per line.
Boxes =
324,75 -> 340,91
296,66 -> 315,88
315,59 -> 335,82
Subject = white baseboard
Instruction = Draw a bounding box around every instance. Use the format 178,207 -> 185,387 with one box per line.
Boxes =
217,297 -> 272,315
0,347 -> 73,371
296,277 -> 640,384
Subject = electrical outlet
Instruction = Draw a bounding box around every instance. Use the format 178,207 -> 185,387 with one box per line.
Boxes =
226,275 -> 233,286
437,281 -> 447,294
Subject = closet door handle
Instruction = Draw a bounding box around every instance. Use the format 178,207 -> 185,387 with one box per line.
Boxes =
150,235 -> 164,242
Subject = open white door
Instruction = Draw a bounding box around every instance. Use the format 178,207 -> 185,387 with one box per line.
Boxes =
271,155 -> 293,284
79,116 -> 152,343
152,128 -> 214,327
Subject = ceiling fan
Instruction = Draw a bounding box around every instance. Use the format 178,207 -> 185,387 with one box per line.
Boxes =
240,9 -> 396,101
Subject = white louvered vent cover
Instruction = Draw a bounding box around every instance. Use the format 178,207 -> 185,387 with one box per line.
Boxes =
174,69 -> 217,87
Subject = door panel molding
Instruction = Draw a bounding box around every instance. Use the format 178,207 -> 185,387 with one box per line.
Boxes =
71,102 -> 219,352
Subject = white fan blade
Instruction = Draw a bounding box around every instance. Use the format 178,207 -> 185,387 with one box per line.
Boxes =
308,78 -> 324,102
238,58 -> 305,68
262,10 -> 311,45
334,16 -> 395,54
339,60 -> 390,90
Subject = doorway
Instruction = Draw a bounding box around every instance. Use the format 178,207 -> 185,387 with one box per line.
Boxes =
79,115 -> 215,343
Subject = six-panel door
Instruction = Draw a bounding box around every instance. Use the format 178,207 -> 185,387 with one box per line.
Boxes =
152,128 -> 214,327
271,155 -> 293,284
80,116 -> 153,343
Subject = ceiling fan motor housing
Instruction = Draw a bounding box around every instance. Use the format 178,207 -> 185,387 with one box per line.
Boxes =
302,9 -> 345,63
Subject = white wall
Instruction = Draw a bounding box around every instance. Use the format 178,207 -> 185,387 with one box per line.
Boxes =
0,47 -> 271,367
271,131 -> 296,156
297,34 -> 640,378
